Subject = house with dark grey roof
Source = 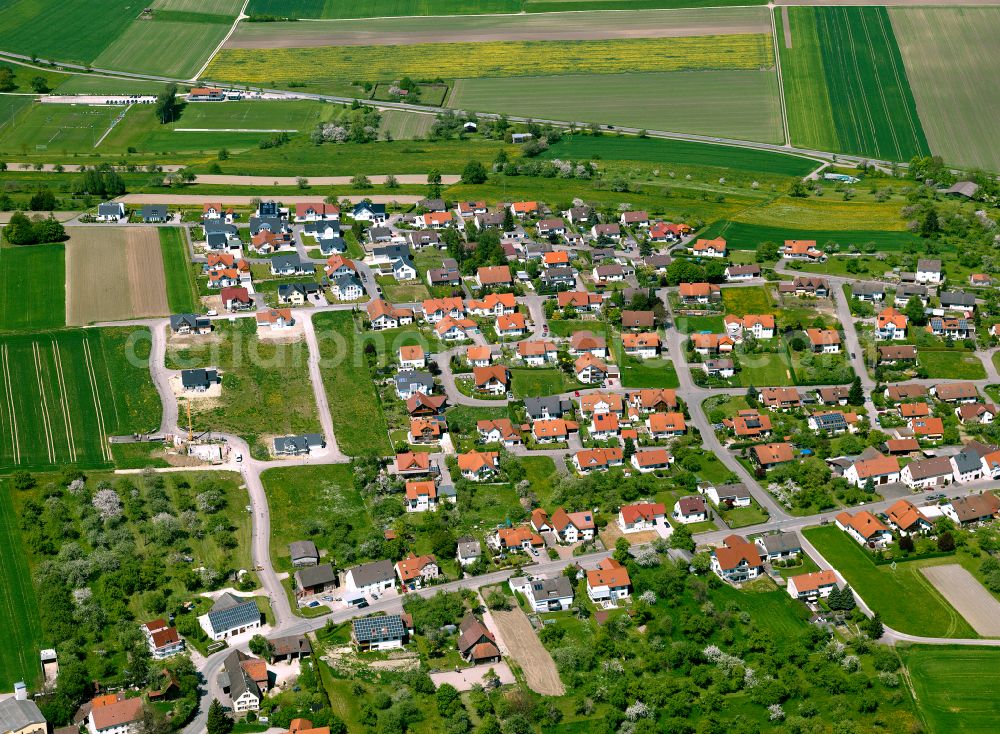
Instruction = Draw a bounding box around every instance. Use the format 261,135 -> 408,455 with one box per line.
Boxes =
289,540 -> 319,567
755,532 -> 801,561
851,282 -> 884,301
541,266 -> 576,288
457,536 -> 482,566
0,695 -> 46,734
271,255 -> 314,276
527,576 -> 574,613
352,614 -> 408,650
329,274 -> 363,301
940,290 -> 976,311
951,445 -> 988,483
206,231 -> 242,252
200,592 -> 262,641
97,201 -> 125,222
219,650 -> 263,713
170,313 -> 211,335
304,220 -> 340,237
141,204 -> 168,223
294,563 -> 337,598
395,370 -> 434,400
318,234 -> 347,255
353,202 -> 388,223
278,282 -> 323,305
204,220 -> 238,237
274,434 -> 325,456
181,368 -> 219,392
524,396 -> 572,421
268,634 -> 312,663
250,215 -> 286,235
344,559 -> 395,597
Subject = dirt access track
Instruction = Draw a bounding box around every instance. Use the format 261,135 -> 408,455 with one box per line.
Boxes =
66,226 -> 169,325
921,564 -> 1000,637
226,6 -> 770,49
489,605 -> 565,696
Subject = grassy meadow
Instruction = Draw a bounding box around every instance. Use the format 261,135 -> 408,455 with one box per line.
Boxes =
899,645 -> 1000,734
890,7 -> 1000,171
0,244 -> 65,332
699,221 -> 922,251
93,19 -> 236,78
0,0 -> 137,64
449,69 -> 784,144
0,480 -> 43,689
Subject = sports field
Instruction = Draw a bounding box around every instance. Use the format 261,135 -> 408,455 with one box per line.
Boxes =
0,103 -> 123,154
540,135 -> 816,177
450,70 -> 784,144
65,227 -> 169,325
0,244 -> 65,332
810,7 -> 929,160
206,34 -> 773,86
0,328 -> 161,468
0,481 -> 42,689
777,7 -> 839,152
890,7 -> 1000,171
227,7 -> 770,47
899,645 -> 1000,734
159,228 -> 199,313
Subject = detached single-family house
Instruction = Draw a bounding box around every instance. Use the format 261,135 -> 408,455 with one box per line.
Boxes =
781,240 -> 825,262
573,447 -> 624,473
352,614 -> 408,651
851,282 -> 884,302
518,340 -> 558,366
352,202 -> 387,224
141,204 -> 168,223
221,286 -> 252,312
690,237 -> 726,258
97,201 -> 126,222
256,308 -> 295,330
294,563 -> 337,598
842,450 -> 901,488
901,456 -> 955,489
526,576 -> 575,613
457,615 -> 501,663
367,299 -> 414,330
933,382 -> 980,404
916,258 -> 942,285
806,328 -> 841,353
395,553 -> 439,591
473,365 -> 510,395
398,345 -> 426,370
787,570 -> 839,600
143,619 -> 184,659
476,265 -> 513,289
702,482 -> 752,509
885,499 -> 933,536
726,264 -> 760,281
630,448 -> 673,473
679,282 -> 721,304
181,368 -> 219,392
943,494 -> 1000,525
835,511 -> 892,548
755,531 -> 801,561
200,593 -> 261,641
646,412 -> 686,439
574,353 -> 609,384
344,559 -> 396,597
876,308 -> 908,340
457,536 -> 482,566
622,332 -> 661,359
750,442 -> 795,470
170,313 -> 211,335
586,558 -> 631,604
394,370 -> 434,400
87,696 -> 145,734
618,502 -> 666,532
279,282 -> 325,305
673,495 -> 708,524
273,434 -> 325,456
457,450 -> 499,481
760,387 -> 801,411
711,535 -> 763,583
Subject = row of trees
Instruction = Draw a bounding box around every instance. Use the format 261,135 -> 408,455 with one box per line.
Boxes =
2,210 -> 65,244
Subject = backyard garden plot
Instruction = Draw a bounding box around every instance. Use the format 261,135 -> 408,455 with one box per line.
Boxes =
540,135 -> 815,177
449,70 -> 785,144
0,328 -> 160,469
890,7 -> 1000,172
227,7 -> 771,48
0,244 -> 65,331
0,482 -> 43,689
0,103 -> 124,154
899,646 -> 1000,734
808,7 -> 929,161
65,227 -> 169,325
206,34 -> 774,87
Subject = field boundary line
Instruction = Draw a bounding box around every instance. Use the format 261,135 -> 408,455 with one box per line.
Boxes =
31,342 -> 56,464
0,344 -> 20,465
52,340 -> 77,462
83,338 -> 112,462
194,0 -> 250,81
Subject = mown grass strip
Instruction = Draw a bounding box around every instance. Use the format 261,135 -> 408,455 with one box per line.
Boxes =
159,228 -> 199,314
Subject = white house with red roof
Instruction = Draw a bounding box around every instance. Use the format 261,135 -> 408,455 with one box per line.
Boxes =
618,502 -> 666,532
586,558 -> 631,604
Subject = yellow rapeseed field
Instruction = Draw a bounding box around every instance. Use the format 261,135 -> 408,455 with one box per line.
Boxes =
206,34 -> 774,86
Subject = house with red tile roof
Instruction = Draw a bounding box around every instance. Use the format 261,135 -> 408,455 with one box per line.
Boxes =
572,447 -> 624,473
781,239 -> 825,262
885,499 -> 933,535
618,502 -> 666,532
750,442 -> 795,470
835,510 -> 892,547
630,448 -> 673,473
405,481 -> 439,513
457,451 -> 499,481
678,282 -> 721,303
843,451 -> 900,488
646,412 -> 686,439
787,570 -> 839,599
690,237 -> 726,258
587,558 -> 631,604
711,535 -> 763,583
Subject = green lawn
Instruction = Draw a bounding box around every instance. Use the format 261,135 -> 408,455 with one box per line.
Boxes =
674,314 -> 724,334
540,133 -> 814,177
719,501 -> 769,529
0,480 -> 43,689
260,464 -> 372,571
721,285 -> 773,316
0,244 -> 65,331
165,319 -> 320,454
520,456 -> 558,506
158,228 -> 198,313
511,368 -> 575,397
0,328 -> 161,469
804,525 -> 976,638
314,311 -> 393,456
739,351 -> 793,387
53,75 -> 175,95
811,7 -> 930,160
546,319 -> 604,338
0,103 -> 123,154
617,356 -> 679,389
899,645 -> 1000,734
449,69 -> 785,144
919,350 -> 986,380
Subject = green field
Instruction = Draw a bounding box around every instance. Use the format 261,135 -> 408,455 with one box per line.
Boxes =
449,70 -> 784,144
540,134 -> 815,177
899,646 -> 1000,734
93,18 -> 236,78
700,220 -> 922,251
0,0 -> 137,64
919,350 -> 986,380
721,285 -> 773,316
244,0 -> 761,19
804,525 -> 975,638
738,351 -> 792,387
0,480 -> 43,689
379,109 -> 435,140
617,358 -> 680,389
53,75 -> 175,95
207,34 -> 773,87
0,103 -> 122,154
0,328 -> 161,469
778,7 -> 839,151
890,7 -> 1000,172
314,311 -> 392,456
260,464 -> 372,571
158,228 -> 198,313
511,368 -> 575,397
810,7 -> 929,160
0,244 -> 65,331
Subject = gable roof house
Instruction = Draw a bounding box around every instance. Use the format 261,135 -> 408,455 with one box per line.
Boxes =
933,382 -> 979,403
750,442 -> 795,470
842,450 -> 900,488
618,502 -> 666,532
200,592 -> 262,641
524,396 -> 572,421
473,365 -> 510,395
900,455 -> 955,489
885,499 -> 933,535
876,307 -> 908,340
543,507 -> 596,543
457,450 -> 499,481
87,696 -> 145,734
672,495 -> 707,524
787,570 -> 839,600
690,237 -> 726,258
806,328 -> 841,353
395,553 -> 439,591
943,493 -> 1000,525
572,447 -> 624,473
587,558 -> 631,604
678,282 -> 720,304
835,511 -> 892,548
97,201 -> 126,222
394,370 -> 435,400
0,696 -> 46,734
916,258 -> 942,284
344,559 -> 396,596
711,535 -> 764,583
143,619 -> 184,659
760,387 -> 801,411
781,239 -> 825,262
755,531 -> 801,561
294,563 -> 338,598
289,540 -> 319,567
457,615 -> 501,663
631,447 -> 673,473
525,576 -> 575,613
352,614 -> 408,651
574,353 -> 609,384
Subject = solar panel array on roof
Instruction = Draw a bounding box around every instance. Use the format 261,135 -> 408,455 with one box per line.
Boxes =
352,614 -> 406,643
207,599 -> 261,635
